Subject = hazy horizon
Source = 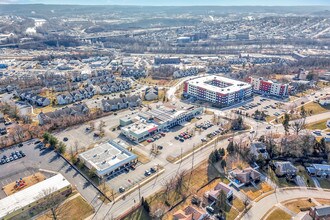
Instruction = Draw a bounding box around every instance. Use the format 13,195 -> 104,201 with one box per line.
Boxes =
0,0 -> 330,6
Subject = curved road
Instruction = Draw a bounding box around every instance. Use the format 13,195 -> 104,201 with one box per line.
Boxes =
242,188 -> 330,220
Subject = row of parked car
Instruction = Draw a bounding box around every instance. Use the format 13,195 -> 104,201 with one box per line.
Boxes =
196,121 -> 214,130
0,150 -> 25,165
146,132 -> 166,143
174,131 -> 193,142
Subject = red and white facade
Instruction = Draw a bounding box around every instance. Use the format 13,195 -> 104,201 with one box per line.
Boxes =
247,77 -> 289,97
183,76 -> 252,107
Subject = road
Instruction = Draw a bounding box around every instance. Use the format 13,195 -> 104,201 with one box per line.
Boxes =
241,188 -> 330,220
92,77 -> 329,219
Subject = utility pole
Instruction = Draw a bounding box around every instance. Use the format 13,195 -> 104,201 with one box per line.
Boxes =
192,144 -> 195,171
138,182 -> 141,201
180,147 -> 183,163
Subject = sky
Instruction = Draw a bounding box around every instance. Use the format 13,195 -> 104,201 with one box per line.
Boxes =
0,0 -> 330,6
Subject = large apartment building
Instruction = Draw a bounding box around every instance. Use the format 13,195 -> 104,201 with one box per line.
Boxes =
183,75 -> 252,107
247,77 -> 289,97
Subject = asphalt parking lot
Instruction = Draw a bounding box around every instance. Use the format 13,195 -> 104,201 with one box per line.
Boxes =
54,108 -> 142,150
234,96 -> 286,118
0,139 -> 101,205
141,114 -> 228,160
105,162 -> 158,193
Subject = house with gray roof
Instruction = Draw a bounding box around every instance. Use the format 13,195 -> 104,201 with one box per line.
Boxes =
38,104 -> 89,125
306,164 -> 330,178
274,161 -> 298,176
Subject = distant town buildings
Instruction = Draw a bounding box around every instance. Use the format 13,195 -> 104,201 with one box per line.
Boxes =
154,57 -> 181,65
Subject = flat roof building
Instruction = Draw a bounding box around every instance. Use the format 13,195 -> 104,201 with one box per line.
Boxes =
184,75 -> 252,107
121,105 -> 203,143
79,140 -> 137,178
0,173 -> 72,220
247,77 -> 289,98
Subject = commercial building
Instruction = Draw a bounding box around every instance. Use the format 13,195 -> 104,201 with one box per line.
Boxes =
183,75 -> 252,107
247,77 -> 289,97
78,140 -> 138,178
154,57 -> 181,65
0,173 -> 72,220
121,105 -> 203,143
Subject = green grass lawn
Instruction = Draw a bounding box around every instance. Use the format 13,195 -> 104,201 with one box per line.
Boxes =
319,178 -> 330,189
306,119 -> 329,130
296,165 -> 315,187
303,102 -> 330,116
265,208 -> 291,220
267,168 -> 296,188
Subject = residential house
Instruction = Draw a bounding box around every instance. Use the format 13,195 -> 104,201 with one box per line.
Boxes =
229,167 -> 261,187
204,182 -> 233,201
35,96 -> 51,107
20,92 -> 50,107
87,75 -> 115,85
38,104 -> 90,125
0,123 -> 6,135
173,68 -> 199,78
173,205 -> 208,220
144,87 -> 158,101
309,205 -> 330,220
306,164 -> 330,178
57,93 -> 74,105
97,81 -> 131,95
70,90 -> 84,102
250,142 -> 269,159
274,161 -> 298,176
0,113 -> 4,123
101,95 -> 141,112
121,68 -> 146,78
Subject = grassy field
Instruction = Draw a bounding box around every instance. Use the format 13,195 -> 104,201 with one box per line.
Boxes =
265,208 -> 291,220
284,199 -> 315,214
3,172 -> 46,196
319,178 -> 330,189
303,102 -> 330,116
38,195 -> 94,220
296,165 -> 315,187
242,182 -> 273,201
306,118 -> 329,130
267,168 -> 296,188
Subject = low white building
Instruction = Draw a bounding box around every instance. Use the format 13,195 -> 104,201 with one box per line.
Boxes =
79,140 -> 138,178
0,173 -> 71,220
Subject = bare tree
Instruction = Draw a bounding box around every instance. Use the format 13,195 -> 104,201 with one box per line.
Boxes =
291,119 -> 306,135
74,140 -> 79,154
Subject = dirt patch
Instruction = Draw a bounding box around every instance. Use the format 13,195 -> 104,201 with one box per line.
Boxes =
3,172 -> 46,196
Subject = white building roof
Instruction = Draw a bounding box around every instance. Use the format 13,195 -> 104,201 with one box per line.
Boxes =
187,75 -> 251,94
79,140 -> 137,176
0,173 -> 71,218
